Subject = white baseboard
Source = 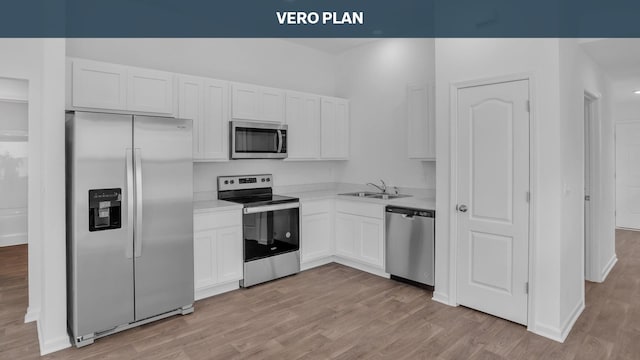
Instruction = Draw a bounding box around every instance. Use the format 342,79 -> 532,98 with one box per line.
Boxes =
194,281 -> 240,301
24,306 -> 40,323
0,234 -> 27,247
333,257 -> 389,278
37,320 -> 71,355
301,256 -> 334,271
530,299 -> 585,343
601,254 -> 618,282
432,291 -> 453,306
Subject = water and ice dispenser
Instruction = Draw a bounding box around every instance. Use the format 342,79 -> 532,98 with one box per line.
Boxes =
88,188 -> 122,231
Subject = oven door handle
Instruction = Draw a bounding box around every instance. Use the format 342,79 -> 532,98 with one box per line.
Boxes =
244,202 -> 300,214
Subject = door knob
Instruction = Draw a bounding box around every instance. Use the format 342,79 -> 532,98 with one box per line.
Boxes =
457,204 -> 468,213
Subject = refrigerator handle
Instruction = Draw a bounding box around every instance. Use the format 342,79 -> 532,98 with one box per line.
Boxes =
125,148 -> 134,259
134,148 -> 143,258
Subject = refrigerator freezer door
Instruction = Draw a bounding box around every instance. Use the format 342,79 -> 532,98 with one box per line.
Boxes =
66,112 -> 135,337
133,116 -> 194,320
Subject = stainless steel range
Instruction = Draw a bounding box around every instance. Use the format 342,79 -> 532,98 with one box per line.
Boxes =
218,174 -> 300,287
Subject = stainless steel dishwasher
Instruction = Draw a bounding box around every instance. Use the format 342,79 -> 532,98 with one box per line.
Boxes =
385,206 -> 435,288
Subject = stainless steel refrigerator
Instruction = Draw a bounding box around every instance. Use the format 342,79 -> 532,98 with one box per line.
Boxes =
66,111 -> 194,347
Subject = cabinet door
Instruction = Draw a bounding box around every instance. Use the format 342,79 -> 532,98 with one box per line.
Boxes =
335,212 -> 359,260
202,79 -> 229,160
216,226 -> 243,283
194,229 -> 217,290
359,218 -> 384,268
320,97 -> 349,159
260,87 -> 284,122
127,67 -> 174,114
286,92 -> 320,159
232,83 -> 284,122
301,212 -> 332,263
231,83 -> 260,120
178,75 -> 204,159
72,59 -> 127,110
407,84 -> 435,160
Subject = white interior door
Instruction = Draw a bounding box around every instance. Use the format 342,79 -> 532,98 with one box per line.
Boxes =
615,122 -> 640,229
456,79 -> 530,325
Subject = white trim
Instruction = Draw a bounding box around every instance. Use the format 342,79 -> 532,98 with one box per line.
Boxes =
600,254 -> 618,282
194,281 -> 240,301
24,306 -> 40,323
432,291 -> 453,306
615,226 -> 640,232
447,73 -> 537,325
301,256 -> 334,271
531,299 -> 584,343
37,320 -> 71,356
561,299 -> 586,342
333,256 -> 389,278
0,235 -> 27,247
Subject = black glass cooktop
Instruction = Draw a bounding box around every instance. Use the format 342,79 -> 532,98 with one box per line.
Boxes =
226,194 -> 298,207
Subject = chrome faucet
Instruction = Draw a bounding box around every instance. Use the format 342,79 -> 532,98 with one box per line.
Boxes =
367,179 -> 387,193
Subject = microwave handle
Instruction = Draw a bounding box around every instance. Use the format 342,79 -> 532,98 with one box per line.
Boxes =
277,129 -> 283,153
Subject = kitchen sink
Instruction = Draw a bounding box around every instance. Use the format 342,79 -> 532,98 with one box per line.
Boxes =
366,193 -> 411,200
338,191 -> 378,197
338,192 -> 411,200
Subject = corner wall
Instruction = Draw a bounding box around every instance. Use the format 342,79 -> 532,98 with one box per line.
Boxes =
333,39 -> 436,189
0,39 -> 69,354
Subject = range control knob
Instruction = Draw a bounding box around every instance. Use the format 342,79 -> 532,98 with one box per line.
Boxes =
224,180 -> 229,185
266,178 -> 270,182
261,178 -> 265,182
230,180 -> 235,184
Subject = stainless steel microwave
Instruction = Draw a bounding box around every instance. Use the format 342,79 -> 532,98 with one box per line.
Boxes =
230,120 -> 288,159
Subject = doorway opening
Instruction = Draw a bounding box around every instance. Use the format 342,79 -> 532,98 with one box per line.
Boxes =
0,77 -> 29,330
584,92 -> 597,282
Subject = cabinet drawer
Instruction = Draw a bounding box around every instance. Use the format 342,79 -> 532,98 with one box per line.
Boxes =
335,200 -> 384,219
194,210 -> 242,231
301,199 -> 332,216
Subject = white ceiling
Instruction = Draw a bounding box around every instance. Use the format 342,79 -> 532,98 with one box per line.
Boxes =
283,38 -> 380,55
580,39 -> 640,103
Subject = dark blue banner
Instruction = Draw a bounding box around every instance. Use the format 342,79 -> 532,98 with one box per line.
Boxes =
0,0 -> 639,37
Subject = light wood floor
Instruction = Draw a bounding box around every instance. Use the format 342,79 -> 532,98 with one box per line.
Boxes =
2,230 -> 640,359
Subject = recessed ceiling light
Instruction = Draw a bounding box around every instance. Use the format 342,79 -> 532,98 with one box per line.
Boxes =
635,90 -> 640,94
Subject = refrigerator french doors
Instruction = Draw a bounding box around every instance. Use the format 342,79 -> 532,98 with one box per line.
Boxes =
66,111 -> 193,346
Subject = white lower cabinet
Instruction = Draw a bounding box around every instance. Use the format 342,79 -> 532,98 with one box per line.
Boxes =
334,200 -> 385,269
193,210 -> 243,300
300,199 -> 334,268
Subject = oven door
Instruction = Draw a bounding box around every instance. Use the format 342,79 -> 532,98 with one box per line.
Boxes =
243,202 -> 299,262
231,121 -> 287,159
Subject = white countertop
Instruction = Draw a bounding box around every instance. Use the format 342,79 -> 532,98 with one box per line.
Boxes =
193,199 -> 243,214
281,189 -> 436,211
192,186 -> 436,213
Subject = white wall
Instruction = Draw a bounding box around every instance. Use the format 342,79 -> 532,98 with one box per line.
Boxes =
435,38 -> 567,340
0,39 -> 69,354
333,39 -> 436,189
559,40 -> 616,292
67,39 -> 341,190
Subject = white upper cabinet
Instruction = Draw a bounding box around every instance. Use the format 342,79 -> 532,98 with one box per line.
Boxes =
126,67 -> 174,114
178,75 -> 205,158
320,96 -> 349,160
202,79 -> 230,160
69,58 -> 174,115
286,91 -> 321,160
407,83 -> 435,160
178,75 -> 229,161
231,83 -> 284,123
71,58 -> 127,110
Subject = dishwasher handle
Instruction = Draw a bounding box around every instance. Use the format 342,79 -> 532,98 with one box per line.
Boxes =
386,205 -> 435,218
